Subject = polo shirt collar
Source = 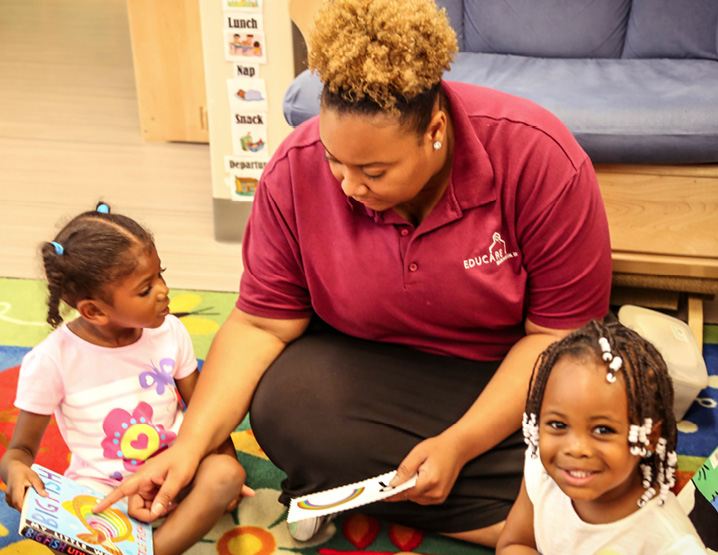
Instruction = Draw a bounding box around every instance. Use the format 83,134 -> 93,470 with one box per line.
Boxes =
441,80 -> 496,211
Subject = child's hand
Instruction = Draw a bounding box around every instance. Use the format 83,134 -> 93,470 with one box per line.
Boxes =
4,462 -> 46,511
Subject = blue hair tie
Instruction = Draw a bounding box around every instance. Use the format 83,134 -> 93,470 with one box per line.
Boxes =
51,241 -> 64,256
96,203 -> 109,214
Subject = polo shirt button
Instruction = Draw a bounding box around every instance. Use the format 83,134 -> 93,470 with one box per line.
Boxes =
400,228 -> 409,236
409,263 -> 418,272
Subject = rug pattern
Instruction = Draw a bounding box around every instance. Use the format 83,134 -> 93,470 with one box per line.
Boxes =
0,277 -> 716,555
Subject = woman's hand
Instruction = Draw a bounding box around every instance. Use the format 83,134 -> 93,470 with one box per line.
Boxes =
387,434 -> 465,505
126,488 -> 174,523
93,440 -> 201,517
3,461 -> 46,511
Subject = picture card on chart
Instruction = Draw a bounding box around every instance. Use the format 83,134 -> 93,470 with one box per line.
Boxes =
224,28 -> 266,64
225,155 -> 268,200
223,0 -> 262,12
227,77 -> 268,113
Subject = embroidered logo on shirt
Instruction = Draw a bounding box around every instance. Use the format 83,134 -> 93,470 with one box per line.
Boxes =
463,232 -> 518,270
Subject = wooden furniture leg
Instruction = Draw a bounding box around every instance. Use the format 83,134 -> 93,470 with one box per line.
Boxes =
687,295 -> 704,351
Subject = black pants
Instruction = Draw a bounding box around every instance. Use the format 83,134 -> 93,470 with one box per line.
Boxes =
249,323 -> 524,533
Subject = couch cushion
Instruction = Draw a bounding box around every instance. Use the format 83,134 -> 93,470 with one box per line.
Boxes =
283,70 -> 323,128
283,56 -> 718,164
622,0 -> 718,60
436,0 -> 465,51
447,53 -> 718,163
463,0 -> 631,58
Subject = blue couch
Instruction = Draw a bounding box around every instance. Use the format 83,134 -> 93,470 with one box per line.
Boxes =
283,0 -> 718,165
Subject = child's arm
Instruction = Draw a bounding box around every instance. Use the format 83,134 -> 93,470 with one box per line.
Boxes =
175,367 -> 200,408
495,478 -> 539,554
0,410 -> 51,511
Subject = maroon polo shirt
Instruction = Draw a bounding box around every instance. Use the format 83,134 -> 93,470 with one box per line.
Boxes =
237,81 -> 611,361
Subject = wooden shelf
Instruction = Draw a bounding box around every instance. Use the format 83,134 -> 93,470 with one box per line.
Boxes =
595,164 -> 718,280
126,0 -> 208,143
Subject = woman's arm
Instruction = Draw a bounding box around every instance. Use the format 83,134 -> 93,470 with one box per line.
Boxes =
495,478 -> 539,554
0,411 -> 52,510
94,307 -> 310,514
391,318 -> 573,503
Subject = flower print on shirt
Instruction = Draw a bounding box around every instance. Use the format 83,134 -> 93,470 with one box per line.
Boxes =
101,401 -> 176,472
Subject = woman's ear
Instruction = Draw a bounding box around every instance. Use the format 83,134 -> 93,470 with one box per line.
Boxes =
426,109 -> 447,147
76,299 -> 108,325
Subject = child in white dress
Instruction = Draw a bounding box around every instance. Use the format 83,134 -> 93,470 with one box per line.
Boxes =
497,320 -> 707,554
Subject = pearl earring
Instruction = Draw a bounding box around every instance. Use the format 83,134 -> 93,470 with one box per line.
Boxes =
433,140 -> 442,150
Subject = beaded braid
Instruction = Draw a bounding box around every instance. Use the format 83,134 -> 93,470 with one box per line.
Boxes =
42,203 -> 154,327
523,319 -> 677,507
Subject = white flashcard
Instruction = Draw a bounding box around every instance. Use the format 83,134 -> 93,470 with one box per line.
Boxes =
234,62 -> 260,78
223,0 -> 262,12
287,471 -> 418,523
227,77 -> 268,113
224,155 -> 268,200
224,28 -> 267,64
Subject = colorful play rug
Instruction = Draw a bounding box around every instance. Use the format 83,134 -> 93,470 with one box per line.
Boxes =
0,276 -> 717,555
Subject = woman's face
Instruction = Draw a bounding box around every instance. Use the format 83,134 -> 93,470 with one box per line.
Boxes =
318,108 -> 446,216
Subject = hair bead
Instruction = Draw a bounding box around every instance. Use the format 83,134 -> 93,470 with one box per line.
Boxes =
641,463 -> 652,489
609,356 -> 623,372
522,412 -> 540,458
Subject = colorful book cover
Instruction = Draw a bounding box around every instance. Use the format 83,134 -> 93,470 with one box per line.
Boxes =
19,464 -> 153,555
693,447 -> 718,509
678,447 -> 718,550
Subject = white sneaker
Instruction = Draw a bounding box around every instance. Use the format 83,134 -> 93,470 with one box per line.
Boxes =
288,515 -> 332,542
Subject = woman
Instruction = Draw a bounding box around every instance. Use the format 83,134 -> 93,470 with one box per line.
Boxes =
97,0 -> 611,547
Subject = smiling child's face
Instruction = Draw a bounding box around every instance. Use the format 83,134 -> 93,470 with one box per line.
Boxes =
538,354 -> 645,522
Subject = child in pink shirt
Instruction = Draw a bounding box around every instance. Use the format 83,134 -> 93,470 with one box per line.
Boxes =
0,203 -> 252,555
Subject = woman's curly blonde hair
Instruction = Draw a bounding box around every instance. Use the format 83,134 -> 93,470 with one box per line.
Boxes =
308,0 -> 457,114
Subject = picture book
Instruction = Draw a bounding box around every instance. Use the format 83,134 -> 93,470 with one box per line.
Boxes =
678,446 -> 718,550
19,464 -> 153,555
